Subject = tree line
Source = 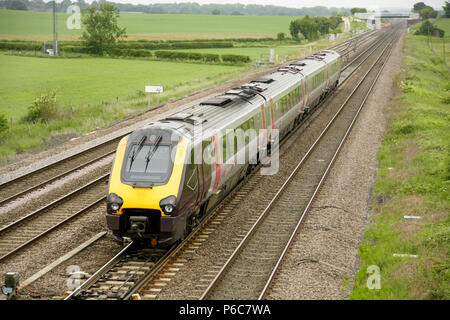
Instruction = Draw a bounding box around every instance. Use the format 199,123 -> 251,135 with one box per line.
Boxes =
0,0 -> 351,16
289,16 -> 343,42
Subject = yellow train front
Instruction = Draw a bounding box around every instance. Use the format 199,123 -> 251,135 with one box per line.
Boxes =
106,123 -> 190,247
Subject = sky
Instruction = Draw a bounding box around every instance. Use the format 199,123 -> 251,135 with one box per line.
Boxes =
88,0 -> 446,10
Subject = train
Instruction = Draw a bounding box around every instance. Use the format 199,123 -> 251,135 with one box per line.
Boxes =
106,49 -> 342,247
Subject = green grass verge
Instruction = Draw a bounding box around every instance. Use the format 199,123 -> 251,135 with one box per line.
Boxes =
350,32 -> 449,299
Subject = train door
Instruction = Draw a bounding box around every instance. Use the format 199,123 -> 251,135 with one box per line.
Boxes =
211,133 -> 221,192
301,78 -> 306,113
202,138 -> 214,195
265,100 -> 273,143
178,148 -> 200,213
259,103 -> 267,150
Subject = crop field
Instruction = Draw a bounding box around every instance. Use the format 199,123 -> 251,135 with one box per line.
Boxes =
0,10 -> 296,40
0,53 -> 244,121
0,52 -> 249,158
434,17 -> 450,36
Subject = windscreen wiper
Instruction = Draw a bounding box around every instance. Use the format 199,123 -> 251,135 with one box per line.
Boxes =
144,135 -> 163,172
128,135 -> 147,170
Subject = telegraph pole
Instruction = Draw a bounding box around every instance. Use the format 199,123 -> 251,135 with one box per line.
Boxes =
53,0 -> 58,56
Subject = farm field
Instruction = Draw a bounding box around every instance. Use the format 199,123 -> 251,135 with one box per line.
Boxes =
434,17 -> 450,35
0,10 -> 296,40
0,52 -> 249,158
0,53 -> 244,121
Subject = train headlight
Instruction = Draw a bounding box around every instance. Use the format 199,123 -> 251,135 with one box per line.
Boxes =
107,193 -> 123,214
164,204 -> 174,214
159,196 -> 177,215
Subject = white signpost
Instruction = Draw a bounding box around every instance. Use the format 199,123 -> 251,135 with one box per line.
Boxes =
145,85 -> 163,106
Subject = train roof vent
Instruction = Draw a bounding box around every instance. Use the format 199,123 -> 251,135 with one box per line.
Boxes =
184,116 -> 207,125
225,88 -> 256,100
164,112 -> 193,121
315,52 -> 327,56
241,83 -> 266,92
251,77 -> 274,84
291,62 -> 306,67
164,112 -> 206,125
278,66 -> 300,74
200,96 -> 233,107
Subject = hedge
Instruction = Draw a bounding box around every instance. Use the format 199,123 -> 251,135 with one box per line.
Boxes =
115,48 -> 153,57
60,45 -> 88,53
154,50 -> 224,63
0,41 -> 43,51
116,41 -> 233,50
221,54 -> 251,64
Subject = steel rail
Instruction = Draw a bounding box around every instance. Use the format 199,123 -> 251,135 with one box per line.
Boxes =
199,28 -> 400,300
0,173 -> 109,262
64,241 -> 135,300
0,150 -> 115,206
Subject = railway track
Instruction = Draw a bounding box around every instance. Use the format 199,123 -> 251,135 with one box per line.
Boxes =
0,174 -> 109,263
0,29 -> 381,210
0,139 -> 121,207
63,27 -> 399,300
199,28 -> 401,300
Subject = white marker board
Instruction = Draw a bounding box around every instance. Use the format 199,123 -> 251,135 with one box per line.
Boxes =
145,85 -> 163,93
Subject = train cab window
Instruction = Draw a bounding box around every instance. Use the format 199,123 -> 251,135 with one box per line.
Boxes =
123,143 -> 174,185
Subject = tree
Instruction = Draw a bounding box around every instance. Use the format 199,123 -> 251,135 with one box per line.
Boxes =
289,19 -> 301,40
415,20 -> 445,38
212,9 -> 220,15
443,1 -> 450,18
277,32 -> 285,41
419,6 -> 438,19
81,3 -> 127,55
413,2 -> 426,12
6,0 -> 27,10
350,8 -> 367,15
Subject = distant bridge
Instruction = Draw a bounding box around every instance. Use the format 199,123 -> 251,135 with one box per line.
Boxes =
355,12 -> 420,20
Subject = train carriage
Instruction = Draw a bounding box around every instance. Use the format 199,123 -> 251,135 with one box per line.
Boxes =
106,50 -> 341,247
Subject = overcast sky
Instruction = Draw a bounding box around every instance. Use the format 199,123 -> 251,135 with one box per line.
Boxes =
85,0 -> 446,10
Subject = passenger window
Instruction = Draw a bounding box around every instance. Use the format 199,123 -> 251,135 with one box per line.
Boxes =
248,117 -> 255,129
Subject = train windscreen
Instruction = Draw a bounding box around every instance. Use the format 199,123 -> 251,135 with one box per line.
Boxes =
123,144 -> 174,185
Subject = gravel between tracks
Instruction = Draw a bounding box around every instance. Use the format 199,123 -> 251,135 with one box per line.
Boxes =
266,30 -> 405,300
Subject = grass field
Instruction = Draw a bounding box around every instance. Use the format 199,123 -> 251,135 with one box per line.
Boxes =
434,17 -> 450,36
0,53 -> 243,120
350,30 -> 449,299
0,53 -> 249,159
0,10 -> 296,40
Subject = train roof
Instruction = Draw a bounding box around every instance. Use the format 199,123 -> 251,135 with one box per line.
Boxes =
142,50 -> 340,140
